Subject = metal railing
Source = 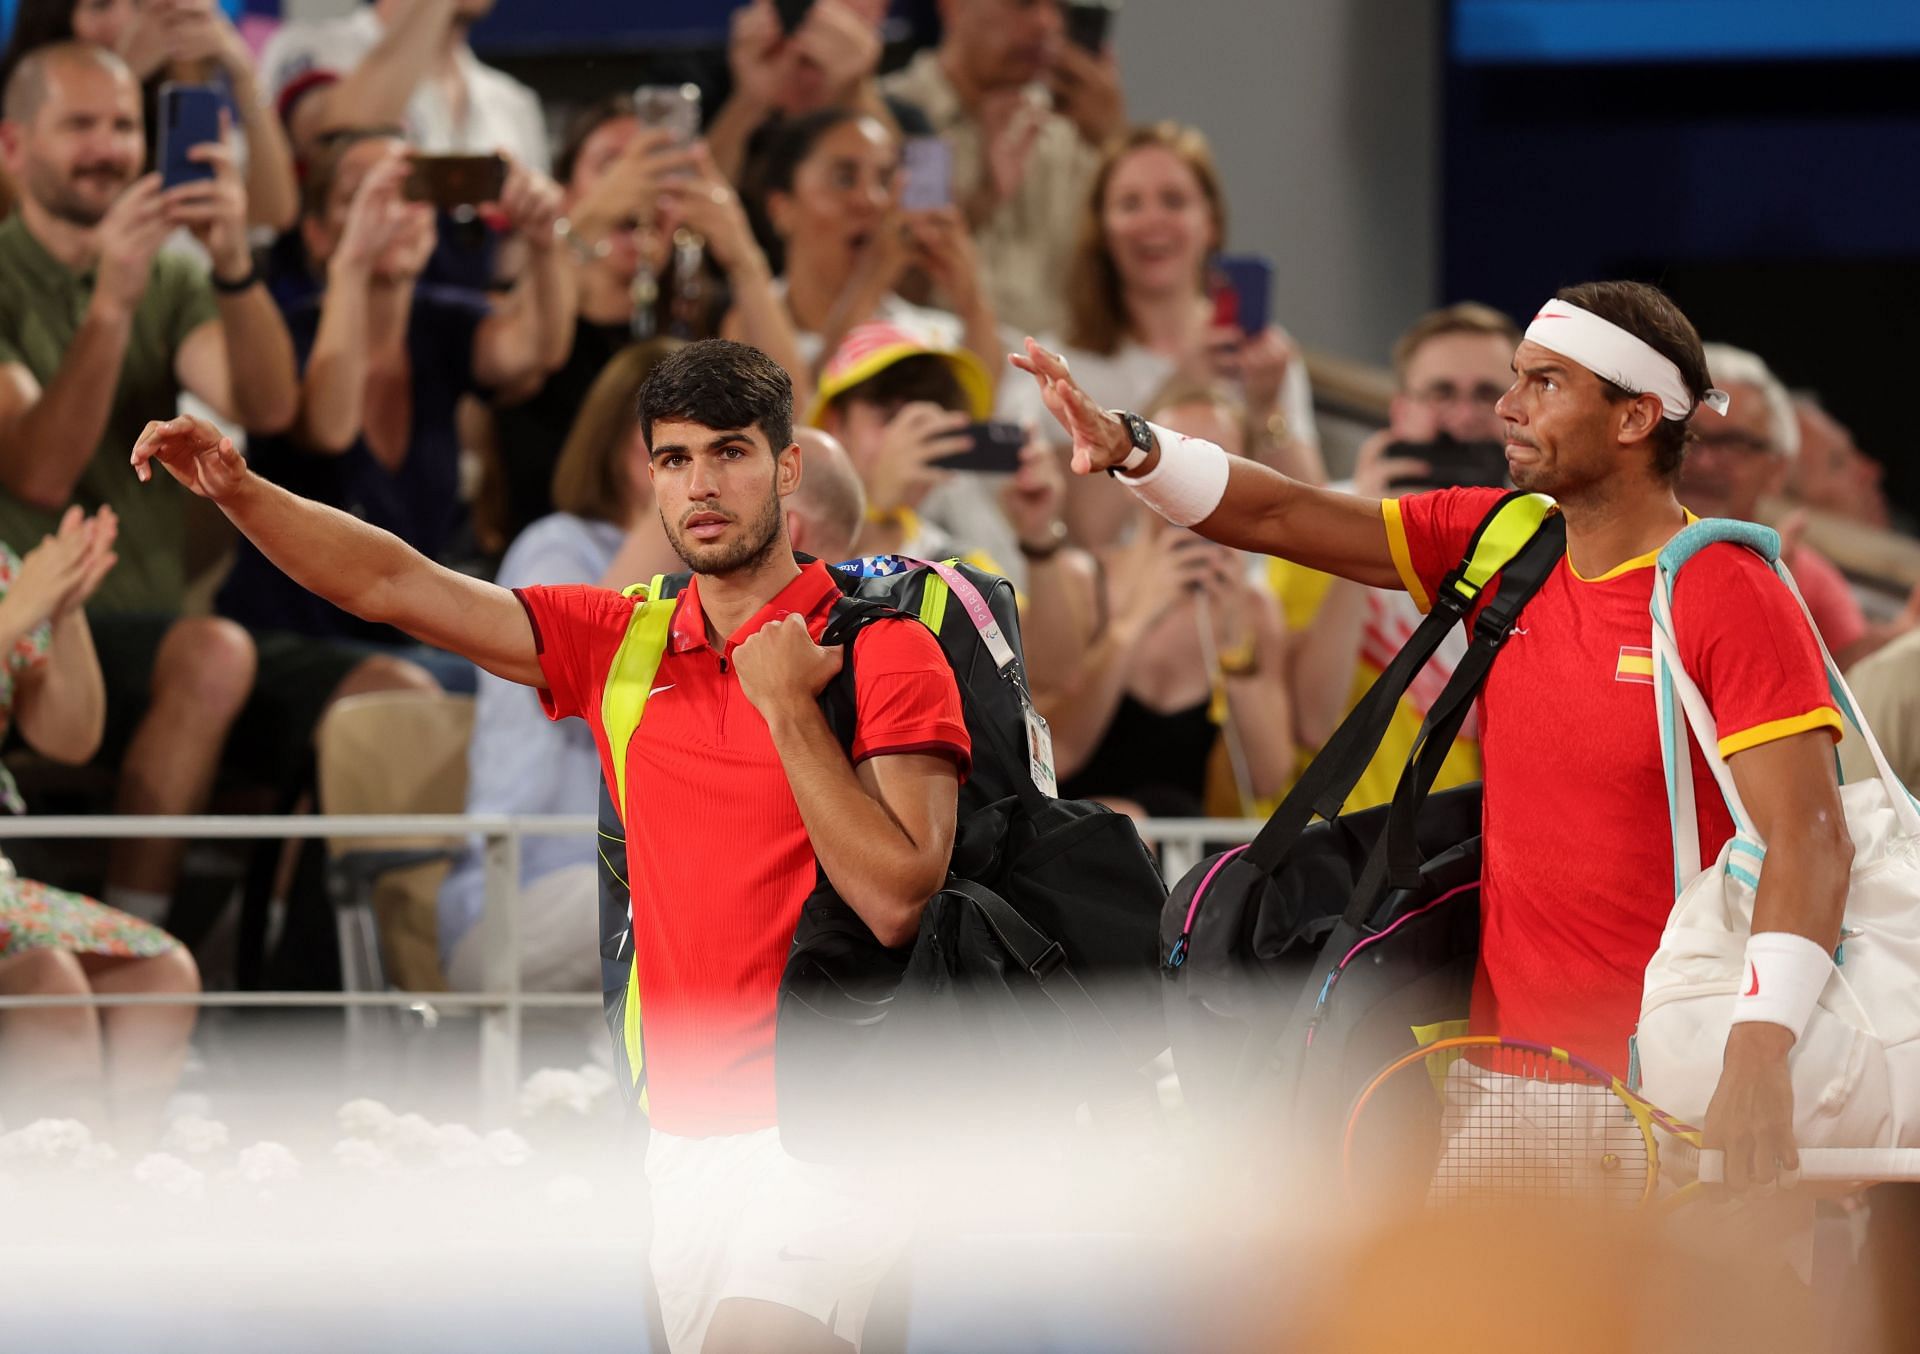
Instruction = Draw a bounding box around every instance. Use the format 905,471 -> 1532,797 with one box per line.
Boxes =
0,813 -> 1262,1114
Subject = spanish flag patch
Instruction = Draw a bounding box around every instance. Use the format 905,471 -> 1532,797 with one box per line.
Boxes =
1616,646 -> 1655,685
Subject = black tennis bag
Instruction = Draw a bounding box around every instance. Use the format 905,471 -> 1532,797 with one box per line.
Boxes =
597,555 -> 1167,1159
1160,492 -> 1565,1149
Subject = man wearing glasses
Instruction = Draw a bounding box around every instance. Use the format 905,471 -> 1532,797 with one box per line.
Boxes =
1682,342 -> 1918,671
1272,303 -> 1520,811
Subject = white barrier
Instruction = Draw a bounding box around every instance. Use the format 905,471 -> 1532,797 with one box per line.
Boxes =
0,813 -> 1262,1114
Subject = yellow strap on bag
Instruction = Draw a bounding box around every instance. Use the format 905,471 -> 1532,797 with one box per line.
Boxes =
600,573 -> 676,826
1445,493 -> 1557,607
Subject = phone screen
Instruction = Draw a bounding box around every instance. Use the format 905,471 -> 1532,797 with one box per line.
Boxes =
403,154 -> 508,209
928,421 -> 1026,474
1212,255 -> 1273,337
1384,437 -> 1510,492
774,0 -> 816,33
1065,2 -> 1114,52
158,83 -> 222,189
635,83 -> 702,150
899,138 -> 953,213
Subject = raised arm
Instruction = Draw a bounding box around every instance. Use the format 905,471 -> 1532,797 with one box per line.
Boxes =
131,415 -> 543,687
0,177 -> 168,509
661,146 -> 810,403
289,0 -> 457,153
168,142 -> 298,433
1012,339 -> 1402,589
472,162 -> 570,391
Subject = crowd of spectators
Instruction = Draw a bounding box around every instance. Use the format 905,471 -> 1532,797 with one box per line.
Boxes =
0,0 -> 1914,1141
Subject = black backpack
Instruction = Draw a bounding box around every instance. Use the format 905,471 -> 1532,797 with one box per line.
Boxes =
597,555 -> 1169,1158
1159,492 -> 1566,1150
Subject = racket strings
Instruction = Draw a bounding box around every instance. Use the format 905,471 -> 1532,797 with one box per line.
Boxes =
1423,1046 -> 1652,1208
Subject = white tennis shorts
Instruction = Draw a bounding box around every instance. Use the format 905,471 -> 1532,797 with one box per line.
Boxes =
645,1126 -> 908,1354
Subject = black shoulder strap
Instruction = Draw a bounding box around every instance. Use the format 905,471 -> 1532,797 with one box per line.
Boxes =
1238,492 -> 1560,877
1341,509 -> 1567,924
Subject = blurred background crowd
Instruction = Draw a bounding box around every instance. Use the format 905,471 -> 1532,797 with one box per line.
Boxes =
0,0 -> 1914,1145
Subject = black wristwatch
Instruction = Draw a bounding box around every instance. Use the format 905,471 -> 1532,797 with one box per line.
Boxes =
1107,410 -> 1156,477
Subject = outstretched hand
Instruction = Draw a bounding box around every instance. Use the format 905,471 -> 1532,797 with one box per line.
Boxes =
1008,338 -> 1132,476
131,415 -> 248,501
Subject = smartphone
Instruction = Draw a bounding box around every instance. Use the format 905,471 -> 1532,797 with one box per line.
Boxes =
1384,436 -> 1510,492
1065,1 -> 1116,53
1211,254 -> 1273,337
899,137 -> 953,213
929,421 -> 1026,474
158,83 -> 222,189
635,83 -> 702,150
402,153 -> 508,209
774,0 -> 816,33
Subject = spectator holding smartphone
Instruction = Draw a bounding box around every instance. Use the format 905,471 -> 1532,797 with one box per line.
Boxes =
485,100 -> 804,550
1056,123 -> 1321,547
707,0 -> 937,187
3,0 -> 301,230
216,134 -> 568,689
881,0 -> 1125,337
1037,385 -> 1293,819
809,321 -> 1083,694
1276,302 -> 1518,812
742,107 -> 1001,389
0,43 -> 356,926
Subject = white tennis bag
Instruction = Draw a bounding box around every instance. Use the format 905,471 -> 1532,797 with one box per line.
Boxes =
1635,519 -> 1920,1144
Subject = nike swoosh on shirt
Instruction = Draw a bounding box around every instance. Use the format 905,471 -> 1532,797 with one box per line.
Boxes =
1745,961 -> 1760,997
649,685 -> 674,698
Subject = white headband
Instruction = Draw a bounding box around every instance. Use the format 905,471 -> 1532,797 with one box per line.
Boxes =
1523,299 -> 1729,421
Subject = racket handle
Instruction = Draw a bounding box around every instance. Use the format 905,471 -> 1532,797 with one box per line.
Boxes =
1699,1148 -> 1920,1184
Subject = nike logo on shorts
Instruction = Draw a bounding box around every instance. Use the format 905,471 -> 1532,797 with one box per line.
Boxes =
649,684 -> 675,698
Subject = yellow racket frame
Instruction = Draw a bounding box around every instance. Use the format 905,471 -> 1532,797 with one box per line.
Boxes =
1342,1035 -> 1705,1209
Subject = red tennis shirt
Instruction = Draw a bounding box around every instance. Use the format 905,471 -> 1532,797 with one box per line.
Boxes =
516,561 -> 970,1136
1384,488 -> 1841,1075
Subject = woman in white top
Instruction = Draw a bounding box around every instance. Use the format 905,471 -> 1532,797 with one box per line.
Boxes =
1055,122 -> 1323,547
734,105 -> 1000,388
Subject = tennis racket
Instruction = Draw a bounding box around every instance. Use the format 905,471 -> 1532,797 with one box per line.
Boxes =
1344,1035 -> 1920,1210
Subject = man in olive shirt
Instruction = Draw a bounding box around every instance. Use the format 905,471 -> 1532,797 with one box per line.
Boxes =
0,44 -> 431,924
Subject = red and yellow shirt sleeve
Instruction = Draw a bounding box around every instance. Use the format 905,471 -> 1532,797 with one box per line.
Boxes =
512,583 -> 640,724
1381,486 -> 1511,614
848,620 -> 972,777
1671,544 -> 1842,759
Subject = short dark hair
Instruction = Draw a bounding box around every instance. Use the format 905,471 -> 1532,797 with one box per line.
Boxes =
742,105 -> 876,275
638,339 -> 794,456
1554,280 -> 1710,480
830,354 -> 968,420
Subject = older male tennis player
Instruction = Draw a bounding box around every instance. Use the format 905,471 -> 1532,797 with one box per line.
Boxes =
1015,280 -> 1852,1194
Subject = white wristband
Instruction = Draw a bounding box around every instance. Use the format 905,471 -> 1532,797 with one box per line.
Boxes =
1731,931 -> 1832,1042
1116,423 -> 1231,528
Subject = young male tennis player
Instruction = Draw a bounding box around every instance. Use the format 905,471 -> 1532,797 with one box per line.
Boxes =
1015,281 -> 1853,1195
131,340 -> 969,1354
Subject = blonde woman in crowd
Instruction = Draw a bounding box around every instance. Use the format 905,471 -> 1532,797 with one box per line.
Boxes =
1054,123 -> 1322,546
